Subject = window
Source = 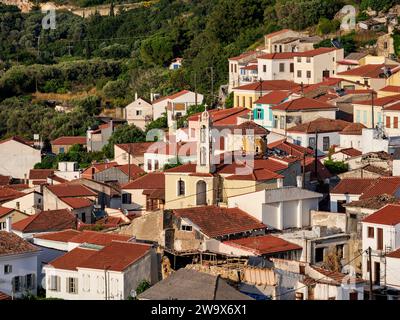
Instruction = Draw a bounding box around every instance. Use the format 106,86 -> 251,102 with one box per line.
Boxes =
49,275 -> 60,292
122,153 -> 127,161
368,227 -> 374,238
364,79 -> 369,86
386,116 -> 391,128
377,228 -> 383,250
200,146 -> 207,166
323,136 -> 330,151
12,276 -> 21,292
177,179 -> 185,196
356,110 -> 361,123
297,57 -> 301,63
0,222 -> 5,230
181,225 -> 192,232
25,274 -> 35,290
280,116 -> 285,129
309,137 -> 316,149
256,109 -> 263,120
236,96 -> 239,107
147,159 -> 152,171
154,160 -> 159,170
191,128 -> 195,138
290,63 -> 294,73
200,125 -> 206,143
249,97 -> 253,107
242,96 -> 246,108
332,57 -> 335,62
67,277 -> 78,294
306,57 -> 311,63
230,64 -> 233,73
279,63 -> 285,72
273,116 -> 278,129
4,264 -> 12,274
306,71 -> 311,79
135,110 -> 142,116
363,111 -> 367,124
234,65 -> 237,73
122,193 -> 132,204
263,65 -> 267,73
297,70 -> 302,78
395,117 -> 399,129
384,42 -> 388,49
59,147 -> 65,154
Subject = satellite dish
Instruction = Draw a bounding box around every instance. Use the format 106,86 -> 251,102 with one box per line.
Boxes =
130,290 -> 137,298
331,39 -> 342,49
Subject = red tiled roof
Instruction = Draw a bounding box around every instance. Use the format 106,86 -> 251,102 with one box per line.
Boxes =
78,241 -> 151,272
122,172 -> 165,190
293,47 -> 337,57
34,229 -> 81,242
0,231 -> 39,256
152,90 -> 191,105
68,230 -> 132,245
335,148 -> 362,157
387,248 -> 400,258
81,162 -> 119,177
0,291 -> 11,300
241,64 -> 258,70
310,266 -> 365,285
337,60 -> 359,65
116,142 -> 154,156
382,101 -> 400,111
0,136 -> 33,148
340,123 -> 366,135
380,85 -> 400,93
164,163 -> 197,173
230,121 -> 269,135
330,178 -> 375,195
172,206 -> 266,238
287,118 -> 350,134
116,164 -> 145,178
337,64 -> 399,78
61,197 -> 93,209
225,168 -> 283,181
265,29 -> 290,39
229,50 -> 258,61
48,247 -> 98,271
355,94 -> 400,106
268,139 -> 313,157
0,175 -> 11,185
224,235 -> 301,255
46,183 -> 96,198
51,136 -> 87,145
0,187 -> 25,202
29,169 -> 55,180
258,52 -> 296,60
188,107 -> 250,125
362,204 -> 400,226
254,91 -> 290,105
359,177 -> 400,200
234,80 -> 300,92
12,209 -> 77,233
0,206 -> 14,219
271,97 -> 336,112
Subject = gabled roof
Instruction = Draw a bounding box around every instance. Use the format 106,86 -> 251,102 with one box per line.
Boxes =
386,248 -> 400,258
339,123 -> 367,135
172,206 -> 266,238
268,139 -> 313,157
29,169 -> 55,180
287,118 -> 350,134
51,136 -> 87,145
115,164 -> 145,179
293,47 -> 337,57
224,168 -> 283,181
68,230 -> 132,246
12,209 -> 77,233
254,91 -> 291,105
271,97 -> 336,112
362,204 -> 400,226
258,52 -> 296,60
355,94 -> 400,106
61,197 -> 93,209
0,187 -> 25,202
310,266 -> 365,285
122,172 -> 165,190
229,50 -> 259,61
344,194 -> 399,210
187,107 -> 250,125
333,148 -> 362,157
337,64 -> 399,78
152,90 -> 192,104
78,241 -> 151,271
0,136 -> 33,148
0,175 -> 11,185
224,235 -> 301,256
265,29 -> 291,39
34,229 -> 81,242
138,268 -> 252,300
359,177 -> 400,200
380,85 -> 400,93
0,231 -> 39,256
330,178 -> 375,195
0,206 -> 15,219
230,121 -> 269,135
47,247 -> 98,271
115,142 -> 154,156
233,80 -> 300,92
46,183 -> 96,198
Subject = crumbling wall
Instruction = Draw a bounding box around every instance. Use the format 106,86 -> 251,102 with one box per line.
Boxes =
311,210 -> 347,233
118,211 -> 163,243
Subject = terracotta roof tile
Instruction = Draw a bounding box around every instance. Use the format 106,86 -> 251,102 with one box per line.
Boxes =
234,80 -> 300,92
340,123 -> 366,135
362,204 -> 400,226
258,52 -> 296,60
46,183 -> 97,198
12,209 -> 77,233
224,235 -> 301,255
122,172 -> 165,190
360,177 -> 400,199
265,29 -> 290,39
48,247 -> 98,271
116,164 -> 145,178
172,206 -> 267,238
254,91 -> 291,105
0,175 -> 11,185
387,248 -> 400,258
338,64 -> 399,78
271,97 -> 337,112
68,230 -> 131,245
116,142 -> 154,156
344,194 -> 400,210
51,136 -> 87,145
0,187 -> 25,202
0,291 -> 11,300
330,178 -> 375,195
293,47 -> 337,57
380,85 -> 400,93
29,169 -> 55,180
0,231 -> 39,255
61,197 -> 93,209
34,229 -> 81,242
0,206 -> 14,219
333,147 -> 362,157
355,94 -> 400,106
287,118 -> 350,134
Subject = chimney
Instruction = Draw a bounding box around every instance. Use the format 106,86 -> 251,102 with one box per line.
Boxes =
296,175 -> 303,188
135,92 -> 138,101
5,216 -> 12,232
277,178 -> 284,188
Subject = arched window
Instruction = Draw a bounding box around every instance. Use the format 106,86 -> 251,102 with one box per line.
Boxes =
200,146 -> 207,166
200,125 -> 206,143
177,179 -> 185,196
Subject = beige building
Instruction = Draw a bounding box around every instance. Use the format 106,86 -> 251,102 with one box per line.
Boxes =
0,207 -> 29,231
293,47 -> 344,85
114,142 -> 154,167
51,136 -> 87,155
124,97 -> 153,130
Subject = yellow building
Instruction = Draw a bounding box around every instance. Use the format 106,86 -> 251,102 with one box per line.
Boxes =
0,207 -> 29,231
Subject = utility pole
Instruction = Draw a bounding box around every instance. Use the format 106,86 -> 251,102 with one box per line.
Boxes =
36,35 -> 40,58
128,144 -> 132,182
314,129 -> 318,180
302,152 -> 306,188
104,267 -> 108,300
368,247 -> 373,300
194,72 -> 198,107
371,91 -> 375,129
209,67 -> 214,107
